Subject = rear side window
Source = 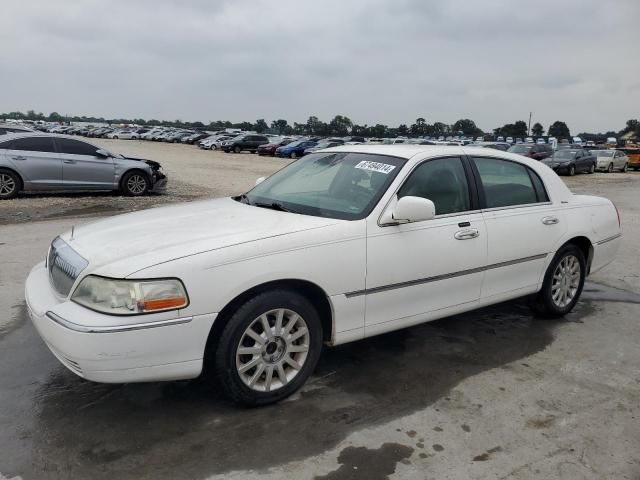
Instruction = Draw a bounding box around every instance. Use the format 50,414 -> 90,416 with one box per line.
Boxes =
10,136 -> 57,153
472,157 -> 540,208
398,157 -> 471,215
55,138 -> 99,156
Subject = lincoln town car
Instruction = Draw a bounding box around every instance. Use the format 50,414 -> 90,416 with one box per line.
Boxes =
25,145 -> 621,405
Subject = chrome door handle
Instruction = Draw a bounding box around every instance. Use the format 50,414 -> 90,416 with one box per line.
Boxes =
11,156 -> 26,161
541,216 -> 559,225
454,228 -> 480,240
63,159 -> 77,164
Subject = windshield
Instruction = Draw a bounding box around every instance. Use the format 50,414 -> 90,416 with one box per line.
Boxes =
553,150 -> 577,159
508,145 -> 532,153
242,152 -> 407,220
594,150 -> 614,157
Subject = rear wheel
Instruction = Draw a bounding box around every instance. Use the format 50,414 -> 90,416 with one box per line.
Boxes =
290,152 -> 297,159
529,244 -> 586,318
234,145 -> 241,153
214,290 -> 323,406
122,171 -> 150,196
0,170 -> 20,200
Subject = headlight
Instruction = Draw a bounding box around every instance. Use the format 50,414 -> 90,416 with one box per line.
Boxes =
71,276 -> 188,315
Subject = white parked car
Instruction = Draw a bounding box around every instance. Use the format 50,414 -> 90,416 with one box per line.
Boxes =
107,130 -> 139,140
25,145 -> 621,405
594,149 -> 629,172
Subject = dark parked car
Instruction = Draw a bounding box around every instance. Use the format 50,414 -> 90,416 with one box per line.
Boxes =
541,149 -> 596,176
275,139 -> 318,159
474,141 -> 511,151
222,134 -> 270,153
0,124 -> 33,135
257,138 -> 294,156
303,139 -> 345,154
508,143 -> 553,160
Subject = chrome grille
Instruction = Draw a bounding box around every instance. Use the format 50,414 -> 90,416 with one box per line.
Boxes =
47,236 -> 88,296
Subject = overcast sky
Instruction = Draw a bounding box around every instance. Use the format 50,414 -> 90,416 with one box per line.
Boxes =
1,0 -> 638,133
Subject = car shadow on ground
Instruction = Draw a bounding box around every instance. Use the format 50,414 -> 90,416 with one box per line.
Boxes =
1,298 -> 586,479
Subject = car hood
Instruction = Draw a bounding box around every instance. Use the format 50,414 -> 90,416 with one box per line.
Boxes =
61,197 -> 340,277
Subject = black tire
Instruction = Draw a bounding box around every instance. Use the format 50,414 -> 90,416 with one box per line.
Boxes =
290,152 -> 297,159
568,164 -> 576,176
607,163 -> 613,173
121,171 -> 150,196
251,150 -> 257,154
214,290 -> 323,406
211,145 -> 217,150
113,136 -> 119,140
622,163 -> 628,173
0,169 -> 21,200
234,145 -> 241,153
588,163 -> 595,174
529,244 -> 586,318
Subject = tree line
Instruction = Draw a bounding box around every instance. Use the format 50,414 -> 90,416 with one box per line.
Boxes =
2,109 -> 639,141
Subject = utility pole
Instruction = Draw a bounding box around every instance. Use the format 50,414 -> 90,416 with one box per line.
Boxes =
528,112 -> 532,136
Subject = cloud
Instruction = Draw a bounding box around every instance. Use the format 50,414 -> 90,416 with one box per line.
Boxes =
0,0 -> 638,132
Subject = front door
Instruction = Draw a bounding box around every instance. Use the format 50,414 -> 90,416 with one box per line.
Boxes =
55,138 -> 115,189
364,156 -> 487,335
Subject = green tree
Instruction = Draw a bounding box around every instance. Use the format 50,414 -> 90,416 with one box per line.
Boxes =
410,117 -> 427,136
271,119 -> 290,134
328,115 -> 353,136
548,121 -> 571,139
397,124 -> 408,136
452,118 -> 482,137
531,122 -> 544,137
254,119 -> 268,133
48,112 -> 63,122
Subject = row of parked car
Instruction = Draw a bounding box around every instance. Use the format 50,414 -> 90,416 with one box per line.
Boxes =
9,121 -> 640,177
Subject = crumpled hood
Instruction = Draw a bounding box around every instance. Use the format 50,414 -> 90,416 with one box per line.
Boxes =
61,197 -> 339,277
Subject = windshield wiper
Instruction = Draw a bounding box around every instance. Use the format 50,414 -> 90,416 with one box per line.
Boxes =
253,202 -> 296,213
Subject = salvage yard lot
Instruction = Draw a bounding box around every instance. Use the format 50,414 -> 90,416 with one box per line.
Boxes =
1,140 -> 639,479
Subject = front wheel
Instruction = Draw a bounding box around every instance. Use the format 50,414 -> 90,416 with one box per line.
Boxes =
529,244 -> 586,318
234,145 -> 241,153
290,152 -> 297,159
122,171 -> 150,196
607,163 -> 613,173
622,163 -> 628,173
568,164 -> 576,176
214,290 -> 323,406
588,163 -> 595,174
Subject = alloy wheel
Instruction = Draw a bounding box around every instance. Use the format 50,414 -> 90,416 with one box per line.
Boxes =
127,174 -> 147,194
235,308 -> 310,392
0,173 -> 17,197
551,255 -> 581,308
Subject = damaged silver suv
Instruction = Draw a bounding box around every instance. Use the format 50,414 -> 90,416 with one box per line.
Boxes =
0,133 -> 167,199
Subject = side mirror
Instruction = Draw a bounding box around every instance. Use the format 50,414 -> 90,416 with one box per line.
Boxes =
95,149 -> 110,158
393,196 -> 436,223
255,176 -> 266,186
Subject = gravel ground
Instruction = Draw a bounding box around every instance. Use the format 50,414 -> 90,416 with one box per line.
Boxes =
0,138 -> 290,225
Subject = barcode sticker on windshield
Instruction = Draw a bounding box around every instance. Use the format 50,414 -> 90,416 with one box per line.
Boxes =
355,161 -> 396,174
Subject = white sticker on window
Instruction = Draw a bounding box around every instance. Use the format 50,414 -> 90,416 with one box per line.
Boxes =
355,161 -> 396,174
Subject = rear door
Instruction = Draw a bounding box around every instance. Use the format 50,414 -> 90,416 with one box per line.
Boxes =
3,136 -> 62,189
470,156 -> 567,301
55,137 -> 115,189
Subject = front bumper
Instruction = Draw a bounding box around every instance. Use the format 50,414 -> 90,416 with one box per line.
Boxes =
25,262 -> 216,383
150,173 -> 168,192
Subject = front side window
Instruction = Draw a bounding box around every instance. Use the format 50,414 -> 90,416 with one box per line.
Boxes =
397,157 -> 470,215
11,136 -> 57,153
55,138 -> 99,156
473,157 -> 539,208
244,152 -> 407,220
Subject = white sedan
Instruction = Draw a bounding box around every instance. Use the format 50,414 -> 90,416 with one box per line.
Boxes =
594,149 -> 629,172
107,130 -> 139,140
25,146 -> 621,405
